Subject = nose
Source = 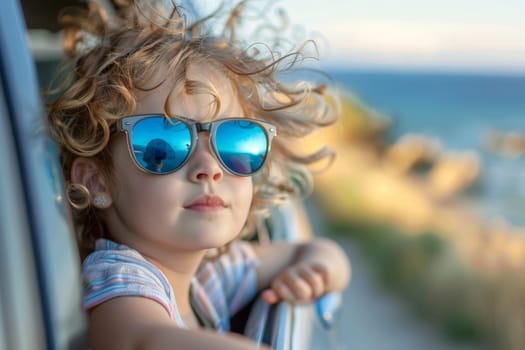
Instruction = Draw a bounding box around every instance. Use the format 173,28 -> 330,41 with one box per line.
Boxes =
186,133 -> 223,182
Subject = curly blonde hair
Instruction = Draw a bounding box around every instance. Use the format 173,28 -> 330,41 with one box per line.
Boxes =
47,0 -> 338,257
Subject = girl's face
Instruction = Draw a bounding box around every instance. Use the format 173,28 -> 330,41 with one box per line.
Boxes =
103,63 -> 253,260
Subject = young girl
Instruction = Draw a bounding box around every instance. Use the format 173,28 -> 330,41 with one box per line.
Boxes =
47,1 -> 350,349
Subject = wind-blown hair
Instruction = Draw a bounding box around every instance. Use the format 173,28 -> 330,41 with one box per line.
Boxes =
47,0 -> 338,256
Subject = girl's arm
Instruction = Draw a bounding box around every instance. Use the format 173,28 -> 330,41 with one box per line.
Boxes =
88,297 -> 271,350
252,237 -> 351,304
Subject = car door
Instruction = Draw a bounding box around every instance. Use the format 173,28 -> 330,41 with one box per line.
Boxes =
0,0 -> 87,349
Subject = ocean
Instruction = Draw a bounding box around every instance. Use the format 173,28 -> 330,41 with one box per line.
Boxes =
329,69 -> 525,227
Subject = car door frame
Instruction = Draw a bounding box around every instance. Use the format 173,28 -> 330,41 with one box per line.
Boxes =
0,0 -> 87,349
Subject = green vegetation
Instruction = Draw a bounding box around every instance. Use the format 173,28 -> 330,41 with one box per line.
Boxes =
328,218 -> 483,342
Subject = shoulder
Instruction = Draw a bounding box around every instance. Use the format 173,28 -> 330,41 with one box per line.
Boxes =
83,239 -> 166,285
83,239 -> 175,318
83,239 -> 144,266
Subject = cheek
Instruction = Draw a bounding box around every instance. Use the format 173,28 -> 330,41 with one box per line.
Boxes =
109,140 -> 178,212
112,166 -> 182,210
232,178 -> 253,221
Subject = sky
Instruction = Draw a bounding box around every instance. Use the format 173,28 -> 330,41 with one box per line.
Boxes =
30,0 -> 525,74
277,0 -> 525,74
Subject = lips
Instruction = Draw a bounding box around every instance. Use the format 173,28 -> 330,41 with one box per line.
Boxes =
184,194 -> 227,211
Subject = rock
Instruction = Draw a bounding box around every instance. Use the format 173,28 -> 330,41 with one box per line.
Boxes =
427,151 -> 481,199
383,134 -> 442,174
484,129 -> 525,158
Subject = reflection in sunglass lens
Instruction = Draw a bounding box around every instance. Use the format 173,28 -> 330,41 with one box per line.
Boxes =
215,120 -> 269,175
131,117 -> 192,174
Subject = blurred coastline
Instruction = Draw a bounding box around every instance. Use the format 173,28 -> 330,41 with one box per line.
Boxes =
330,69 -> 525,226
309,69 -> 525,350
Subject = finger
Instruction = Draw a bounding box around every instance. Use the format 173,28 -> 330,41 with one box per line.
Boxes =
261,289 -> 280,304
271,280 -> 296,303
279,271 -> 314,301
297,266 -> 325,298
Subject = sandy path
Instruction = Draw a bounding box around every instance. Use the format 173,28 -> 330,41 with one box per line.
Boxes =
332,237 -> 487,350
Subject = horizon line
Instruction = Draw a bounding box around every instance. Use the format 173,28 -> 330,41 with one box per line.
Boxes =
319,62 -> 525,78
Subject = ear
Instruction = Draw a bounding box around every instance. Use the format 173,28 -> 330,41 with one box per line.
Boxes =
71,157 -> 113,209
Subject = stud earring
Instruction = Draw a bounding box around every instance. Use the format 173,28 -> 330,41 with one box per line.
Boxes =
93,194 -> 110,208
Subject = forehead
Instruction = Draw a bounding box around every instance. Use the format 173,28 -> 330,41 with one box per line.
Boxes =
133,62 -> 243,121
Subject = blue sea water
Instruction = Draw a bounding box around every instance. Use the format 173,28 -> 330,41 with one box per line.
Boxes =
329,69 -> 525,226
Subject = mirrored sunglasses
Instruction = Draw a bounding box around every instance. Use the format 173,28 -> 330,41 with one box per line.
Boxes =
115,114 -> 277,176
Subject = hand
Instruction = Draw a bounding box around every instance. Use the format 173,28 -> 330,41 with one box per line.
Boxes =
261,262 -> 329,304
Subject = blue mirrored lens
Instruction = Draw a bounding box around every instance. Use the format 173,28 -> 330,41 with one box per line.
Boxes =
215,120 -> 268,175
131,117 -> 191,173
